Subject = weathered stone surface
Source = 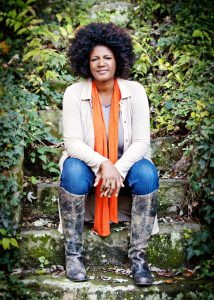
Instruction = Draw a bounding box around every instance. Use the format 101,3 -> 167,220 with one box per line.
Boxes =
12,151 -> 24,225
158,179 -> 188,216
39,110 -> 62,140
151,136 -> 182,170
20,229 -> 65,267
21,179 -> 188,222
20,222 -> 200,269
21,183 -> 59,224
22,272 -> 214,300
37,183 -> 59,216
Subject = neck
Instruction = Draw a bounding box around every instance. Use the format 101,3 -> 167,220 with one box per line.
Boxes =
94,78 -> 115,94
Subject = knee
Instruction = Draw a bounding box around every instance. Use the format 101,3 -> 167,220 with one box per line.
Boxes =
60,158 -> 94,195
127,159 -> 159,195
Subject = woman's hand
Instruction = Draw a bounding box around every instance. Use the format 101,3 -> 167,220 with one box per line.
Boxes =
94,160 -> 124,197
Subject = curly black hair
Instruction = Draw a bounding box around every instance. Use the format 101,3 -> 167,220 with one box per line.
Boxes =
68,22 -> 134,79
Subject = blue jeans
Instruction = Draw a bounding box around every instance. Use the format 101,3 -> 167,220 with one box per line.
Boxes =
60,158 -> 159,196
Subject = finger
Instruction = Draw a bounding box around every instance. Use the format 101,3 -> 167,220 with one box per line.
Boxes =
101,178 -> 107,192
115,187 -> 120,197
103,178 -> 114,197
115,179 -> 122,197
107,186 -> 115,197
101,186 -> 111,197
94,176 -> 100,187
110,180 -> 116,190
102,179 -> 111,192
104,186 -> 111,197
120,177 -> 125,187
108,180 -> 115,196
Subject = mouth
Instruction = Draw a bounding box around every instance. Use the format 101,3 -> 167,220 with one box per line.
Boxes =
97,70 -> 108,74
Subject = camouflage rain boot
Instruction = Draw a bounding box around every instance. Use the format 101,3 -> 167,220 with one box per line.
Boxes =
129,191 -> 157,286
59,187 -> 87,281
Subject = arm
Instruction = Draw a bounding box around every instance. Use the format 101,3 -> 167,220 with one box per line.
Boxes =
63,85 -> 107,174
114,83 -> 150,179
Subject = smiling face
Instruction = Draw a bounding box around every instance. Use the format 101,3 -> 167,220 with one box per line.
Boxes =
89,45 -> 116,82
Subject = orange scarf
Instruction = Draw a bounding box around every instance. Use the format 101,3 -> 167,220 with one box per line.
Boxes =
92,79 -> 121,236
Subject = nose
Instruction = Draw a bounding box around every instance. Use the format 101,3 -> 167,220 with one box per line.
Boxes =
98,58 -> 105,67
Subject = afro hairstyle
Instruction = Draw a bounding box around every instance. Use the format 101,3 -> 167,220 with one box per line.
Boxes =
68,22 -> 134,79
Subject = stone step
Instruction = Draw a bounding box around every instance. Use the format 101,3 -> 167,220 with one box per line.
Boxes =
20,222 -> 200,269
22,269 -> 214,300
21,179 -> 189,222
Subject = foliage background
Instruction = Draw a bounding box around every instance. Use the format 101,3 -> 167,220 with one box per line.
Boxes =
0,0 -> 213,297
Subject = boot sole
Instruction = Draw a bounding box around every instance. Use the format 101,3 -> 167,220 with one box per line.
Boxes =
134,281 -> 153,286
66,275 -> 88,282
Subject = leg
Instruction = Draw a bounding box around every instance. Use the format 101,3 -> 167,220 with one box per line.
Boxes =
60,157 -> 95,195
126,159 -> 159,286
59,158 -> 95,281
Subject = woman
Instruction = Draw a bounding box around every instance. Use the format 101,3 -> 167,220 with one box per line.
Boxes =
59,22 -> 159,286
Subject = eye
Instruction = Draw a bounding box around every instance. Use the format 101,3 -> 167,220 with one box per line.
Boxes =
91,58 -> 98,61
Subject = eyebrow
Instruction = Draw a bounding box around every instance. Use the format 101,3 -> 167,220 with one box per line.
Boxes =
91,55 -> 113,58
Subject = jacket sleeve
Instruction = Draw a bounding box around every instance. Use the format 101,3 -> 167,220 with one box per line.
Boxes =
114,83 -> 150,179
63,85 -> 107,175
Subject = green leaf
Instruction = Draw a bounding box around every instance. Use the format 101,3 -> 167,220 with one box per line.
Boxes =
59,27 -> 67,37
35,269 -> 46,275
36,66 -> 44,72
176,55 -> 190,66
56,14 -> 62,22
14,22 -> 22,32
133,41 -> 143,53
0,229 -> 7,235
45,70 -> 59,81
67,24 -> 73,35
49,167 -> 60,174
192,29 -> 204,38
2,238 -> 10,250
10,238 -> 19,248
165,101 -> 173,110
17,28 -> 28,35
39,154 -> 47,163
39,256 -> 46,263
31,176 -> 38,185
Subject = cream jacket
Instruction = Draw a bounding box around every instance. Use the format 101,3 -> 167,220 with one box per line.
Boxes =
59,78 -> 151,179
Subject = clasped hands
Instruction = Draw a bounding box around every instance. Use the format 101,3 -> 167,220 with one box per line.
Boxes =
94,160 -> 124,197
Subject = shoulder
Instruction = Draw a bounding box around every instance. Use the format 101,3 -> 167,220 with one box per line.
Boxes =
118,79 -> 146,93
64,80 -> 86,94
118,79 -> 147,101
63,80 -> 91,103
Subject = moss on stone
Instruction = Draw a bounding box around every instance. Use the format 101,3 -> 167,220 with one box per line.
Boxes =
151,136 -> 182,171
158,179 -> 188,216
37,184 -> 59,216
39,110 -> 62,140
21,183 -> 59,221
20,230 -> 65,268
20,223 -> 190,269
22,273 -> 214,300
21,179 -> 189,225
11,152 -> 24,226
147,232 -> 184,268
